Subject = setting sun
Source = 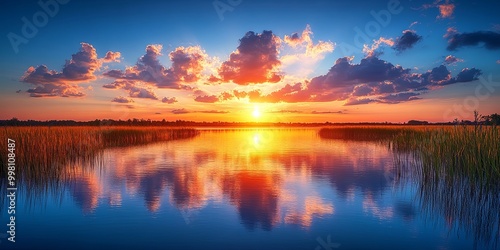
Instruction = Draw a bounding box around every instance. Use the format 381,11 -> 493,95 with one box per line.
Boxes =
252,105 -> 262,118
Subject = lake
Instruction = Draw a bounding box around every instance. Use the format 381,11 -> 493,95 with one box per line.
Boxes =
1,128 -> 498,249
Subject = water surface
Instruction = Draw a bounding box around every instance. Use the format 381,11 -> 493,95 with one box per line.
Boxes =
1,128 -> 497,249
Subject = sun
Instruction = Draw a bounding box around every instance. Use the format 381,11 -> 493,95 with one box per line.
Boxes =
252,105 -> 261,118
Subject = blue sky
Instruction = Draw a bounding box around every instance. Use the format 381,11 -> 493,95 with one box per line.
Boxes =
1,0 -> 499,122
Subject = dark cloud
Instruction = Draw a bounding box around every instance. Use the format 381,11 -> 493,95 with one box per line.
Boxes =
172,108 -> 190,114
161,97 -> 178,104
111,96 -> 134,103
379,92 -> 421,104
218,30 -> 282,85
447,31 -> 500,51
393,30 -> 422,52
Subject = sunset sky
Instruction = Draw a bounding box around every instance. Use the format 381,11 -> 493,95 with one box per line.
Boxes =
1,0 -> 499,123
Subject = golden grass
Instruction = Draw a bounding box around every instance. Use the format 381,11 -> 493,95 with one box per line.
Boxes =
0,126 -> 199,183
319,125 -> 500,182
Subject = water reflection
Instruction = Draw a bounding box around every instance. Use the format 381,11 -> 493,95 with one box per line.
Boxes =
2,128 -> 496,249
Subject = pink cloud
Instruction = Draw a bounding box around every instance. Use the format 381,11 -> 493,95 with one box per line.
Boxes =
103,45 -> 208,89
438,3 -> 455,19
444,55 -> 463,64
21,43 -> 106,97
218,30 -> 282,85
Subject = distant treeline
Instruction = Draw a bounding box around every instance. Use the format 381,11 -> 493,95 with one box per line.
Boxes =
1,113 -> 498,126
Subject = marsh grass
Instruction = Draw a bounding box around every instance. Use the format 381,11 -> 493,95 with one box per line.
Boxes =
0,126 -> 199,196
319,125 -> 500,182
320,125 -> 500,247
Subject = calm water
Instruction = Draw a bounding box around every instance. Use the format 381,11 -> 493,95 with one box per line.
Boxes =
1,129 -> 498,249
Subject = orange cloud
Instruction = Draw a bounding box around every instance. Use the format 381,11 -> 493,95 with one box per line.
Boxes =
218,31 -> 282,85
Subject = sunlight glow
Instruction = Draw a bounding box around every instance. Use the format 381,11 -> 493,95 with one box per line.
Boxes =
252,105 -> 261,118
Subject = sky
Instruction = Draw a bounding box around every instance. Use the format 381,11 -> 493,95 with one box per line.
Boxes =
1,0 -> 499,123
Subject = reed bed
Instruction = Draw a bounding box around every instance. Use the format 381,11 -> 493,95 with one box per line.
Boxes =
319,125 -> 500,183
0,126 -> 199,187
320,125 -> 500,247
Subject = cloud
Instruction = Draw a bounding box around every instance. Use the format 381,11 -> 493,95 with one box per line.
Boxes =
103,80 -> 158,100
268,110 -> 303,114
409,21 -> 419,28
194,95 -> 219,103
446,31 -> 500,51
199,110 -> 229,114
378,92 -> 421,103
311,111 -> 343,114
497,60 -> 500,64
444,55 -> 463,64
283,25 -> 335,57
172,108 -> 190,114
161,97 -> 178,104
420,1 -> 455,19
104,45 -> 208,88
171,108 -> 228,114
21,42 -> 113,97
218,30 -> 282,85
102,51 -> 121,63
239,57 -> 481,106
438,3 -> 455,19
393,30 -> 422,52
363,37 -> 394,57
111,96 -> 134,103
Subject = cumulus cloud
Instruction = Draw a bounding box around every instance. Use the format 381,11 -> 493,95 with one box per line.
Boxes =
112,96 -> 134,103
444,55 -> 463,64
446,31 -> 500,51
218,30 -> 282,85
161,97 -> 178,104
104,45 -> 208,89
393,30 -> 422,52
21,43 -> 115,97
102,51 -> 121,63
281,25 -> 335,76
103,80 -> 158,100
233,56 -> 480,105
283,25 -> 335,57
